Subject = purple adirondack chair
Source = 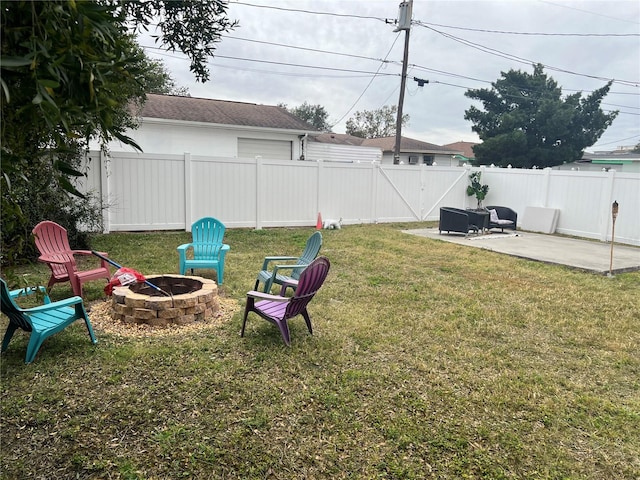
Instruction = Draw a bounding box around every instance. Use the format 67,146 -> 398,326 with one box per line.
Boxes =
241,257 -> 331,346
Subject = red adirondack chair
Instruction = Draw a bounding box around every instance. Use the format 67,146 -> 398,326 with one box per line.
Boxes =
32,221 -> 111,297
241,257 -> 330,346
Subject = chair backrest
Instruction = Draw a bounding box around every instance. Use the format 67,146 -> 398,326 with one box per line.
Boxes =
0,280 -> 32,332
32,221 -> 76,276
191,217 -> 226,260
285,257 -> 330,319
291,231 -> 323,280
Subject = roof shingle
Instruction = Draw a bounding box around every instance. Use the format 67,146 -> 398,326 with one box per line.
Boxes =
140,94 -> 319,132
360,136 -> 458,154
442,141 -> 479,159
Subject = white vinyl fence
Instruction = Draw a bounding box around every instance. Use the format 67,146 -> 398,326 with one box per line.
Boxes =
78,151 -> 640,246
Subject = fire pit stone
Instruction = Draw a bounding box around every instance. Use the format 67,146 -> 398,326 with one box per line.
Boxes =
111,274 -> 219,327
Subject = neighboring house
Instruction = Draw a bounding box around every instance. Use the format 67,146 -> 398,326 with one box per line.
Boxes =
556,147 -> 640,173
103,94 -> 320,159
359,136 -> 462,165
442,141 -> 479,164
306,133 -> 382,163
310,133 -> 461,166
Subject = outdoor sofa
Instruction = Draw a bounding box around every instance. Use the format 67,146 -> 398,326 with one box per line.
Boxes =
439,207 -> 485,235
486,206 -> 518,232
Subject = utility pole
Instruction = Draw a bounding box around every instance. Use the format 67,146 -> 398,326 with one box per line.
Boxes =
393,0 -> 412,165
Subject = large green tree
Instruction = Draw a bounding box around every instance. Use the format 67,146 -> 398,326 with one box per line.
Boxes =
0,0 -> 235,265
144,59 -> 190,96
279,102 -> 330,131
346,105 -> 409,139
464,64 -> 618,168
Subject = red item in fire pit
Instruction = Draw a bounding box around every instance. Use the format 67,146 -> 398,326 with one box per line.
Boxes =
105,268 -> 146,296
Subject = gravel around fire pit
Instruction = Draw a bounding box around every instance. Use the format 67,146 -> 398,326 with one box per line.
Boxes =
87,296 -> 241,339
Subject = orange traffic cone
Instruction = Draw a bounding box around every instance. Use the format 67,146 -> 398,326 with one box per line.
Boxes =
316,212 -> 323,230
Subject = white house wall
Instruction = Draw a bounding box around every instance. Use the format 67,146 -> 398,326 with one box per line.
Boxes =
101,118 -> 304,159
306,142 -> 382,163
380,152 -> 460,166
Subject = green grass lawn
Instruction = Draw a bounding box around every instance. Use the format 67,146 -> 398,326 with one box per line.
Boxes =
2,223 -> 639,479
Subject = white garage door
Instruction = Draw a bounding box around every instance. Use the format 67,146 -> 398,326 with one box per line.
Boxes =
238,138 -> 292,160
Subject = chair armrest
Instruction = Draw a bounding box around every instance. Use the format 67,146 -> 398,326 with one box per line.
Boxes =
261,255 -> 296,270
22,295 -> 84,314
177,243 -> 193,252
218,244 -> 230,262
278,280 -> 299,296
272,263 -> 307,278
10,286 -> 51,304
177,243 -> 192,263
72,250 -> 107,257
10,286 -> 47,298
273,263 -> 306,271
246,290 -> 291,302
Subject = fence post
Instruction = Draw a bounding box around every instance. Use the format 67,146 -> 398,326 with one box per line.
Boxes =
420,163 -> 427,220
100,150 -> 110,234
600,169 -> 617,242
371,162 -> 379,223
542,167 -> 552,207
184,152 -> 192,231
255,156 -> 263,230
316,159 -> 324,226
463,164 -> 472,208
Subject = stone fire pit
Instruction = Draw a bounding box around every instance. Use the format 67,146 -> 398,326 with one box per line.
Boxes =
111,275 -> 218,327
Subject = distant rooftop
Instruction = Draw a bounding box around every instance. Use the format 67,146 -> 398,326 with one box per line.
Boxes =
442,141 -> 479,159
312,133 -> 459,154
361,136 -> 459,154
139,94 -> 320,132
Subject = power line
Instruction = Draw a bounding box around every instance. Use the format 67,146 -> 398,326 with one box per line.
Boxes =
219,35 -> 401,65
593,134 -> 640,147
538,0 -> 640,25
231,1 -> 387,22
141,8 -> 640,118
143,45 -> 399,77
431,80 -> 640,116
330,33 -> 403,128
416,21 -> 640,37
143,45 -> 640,113
228,2 -> 639,90
213,54 -> 399,76
417,23 -> 640,88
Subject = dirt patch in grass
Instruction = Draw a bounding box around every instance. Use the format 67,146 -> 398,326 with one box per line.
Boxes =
86,296 -> 241,339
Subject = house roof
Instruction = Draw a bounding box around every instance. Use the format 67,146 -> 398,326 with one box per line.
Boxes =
360,136 -> 458,154
139,94 -> 320,132
442,141 -> 479,159
312,133 -> 459,154
582,151 -> 640,162
310,133 -> 366,145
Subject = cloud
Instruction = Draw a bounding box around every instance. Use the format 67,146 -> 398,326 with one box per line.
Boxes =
144,0 -> 640,149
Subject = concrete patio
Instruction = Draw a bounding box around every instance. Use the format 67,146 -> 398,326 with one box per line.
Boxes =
403,228 -> 640,275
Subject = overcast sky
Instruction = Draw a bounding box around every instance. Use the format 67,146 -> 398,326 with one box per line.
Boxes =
142,0 -> 640,151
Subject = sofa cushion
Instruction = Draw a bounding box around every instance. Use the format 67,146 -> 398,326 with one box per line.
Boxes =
489,209 -> 499,222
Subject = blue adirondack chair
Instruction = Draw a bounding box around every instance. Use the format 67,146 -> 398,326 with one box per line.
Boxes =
177,217 -> 230,284
242,256 -> 331,346
254,231 -> 322,293
1,279 -> 97,364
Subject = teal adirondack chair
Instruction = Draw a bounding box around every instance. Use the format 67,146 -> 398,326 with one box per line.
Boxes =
1,279 -> 97,364
254,231 -> 323,293
177,217 -> 230,284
